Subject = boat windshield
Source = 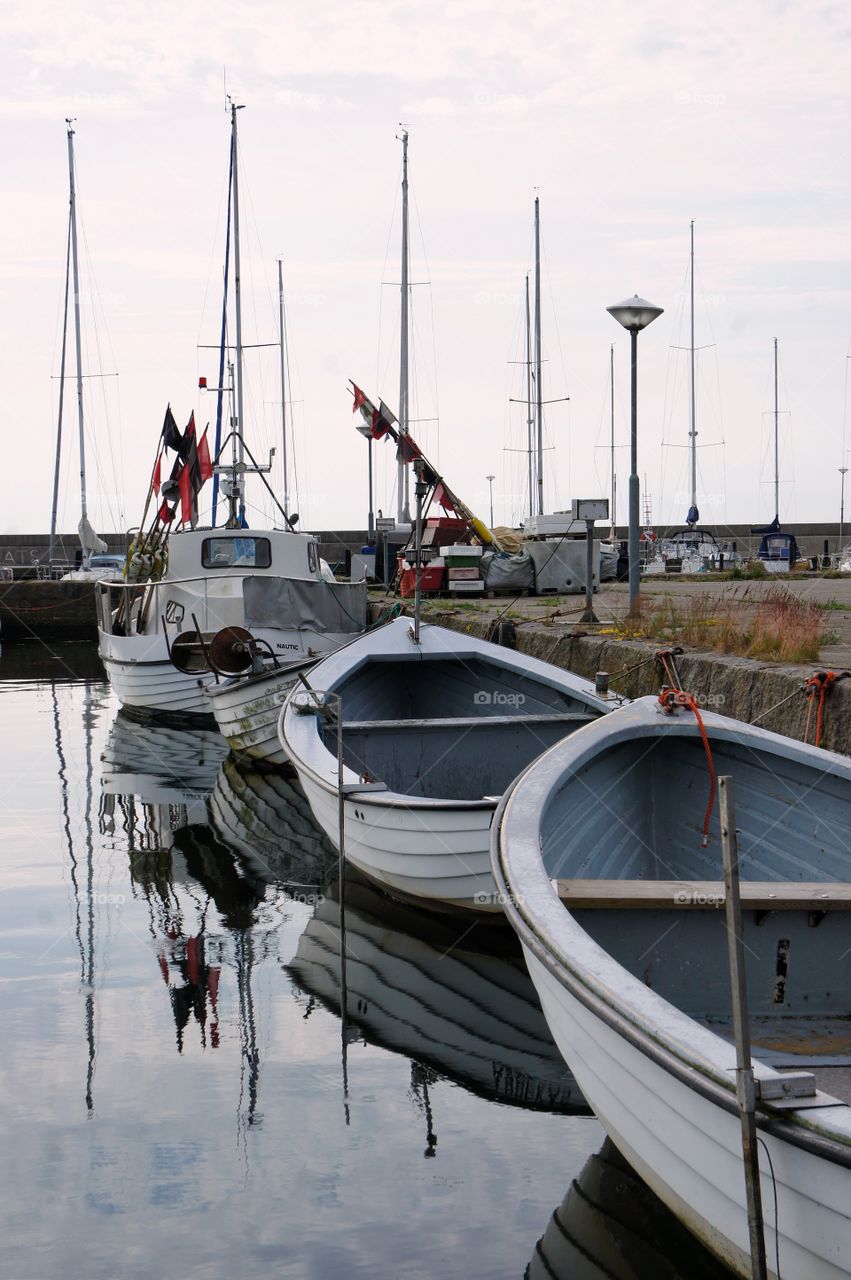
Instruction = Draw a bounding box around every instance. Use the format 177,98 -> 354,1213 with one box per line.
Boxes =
201,536 -> 272,569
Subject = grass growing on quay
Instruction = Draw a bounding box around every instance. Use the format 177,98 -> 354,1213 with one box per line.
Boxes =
617,586 -> 824,664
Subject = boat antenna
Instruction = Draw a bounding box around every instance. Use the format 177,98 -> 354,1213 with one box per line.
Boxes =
211,123 -> 235,525
229,97 -> 246,524
526,274 -> 534,519
66,119 -> 89,560
610,343 -> 617,541
773,336 -> 780,522
534,194 -> 544,515
688,219 -> 698,526
277,258 -> 290,515
50,201 -> 73,566
397,125 -> 411,525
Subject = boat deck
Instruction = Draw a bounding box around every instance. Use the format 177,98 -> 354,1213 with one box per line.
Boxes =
700,1015 -> 851,1103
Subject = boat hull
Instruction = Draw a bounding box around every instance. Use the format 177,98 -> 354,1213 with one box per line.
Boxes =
99,633 -> 215,722
523,944 -> 851,1279
206,665 -> 306,765
298,771 -> 499,912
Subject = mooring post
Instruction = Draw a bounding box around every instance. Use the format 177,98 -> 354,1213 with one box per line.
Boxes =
331,689 -> 351,1124
719,775 -> 769,1280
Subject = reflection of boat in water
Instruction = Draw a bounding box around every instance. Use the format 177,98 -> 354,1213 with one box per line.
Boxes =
527,1138 -> 734,1280
100,710 -> 228,811
288,871 -> 587,1113
208,754 -> 338,890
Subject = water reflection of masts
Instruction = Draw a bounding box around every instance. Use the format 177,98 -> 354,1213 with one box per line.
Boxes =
236,928 -> 261,1132
52,680 -> 97,1113
410,1064 -> 438,1158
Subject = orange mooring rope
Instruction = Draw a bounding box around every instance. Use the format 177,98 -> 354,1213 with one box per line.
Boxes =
802,670 -> 849,748
657,650 -> 717,847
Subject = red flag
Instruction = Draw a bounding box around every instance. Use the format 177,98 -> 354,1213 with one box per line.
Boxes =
397,433 -> 421,464
352,385 -> 368,414
152,453 -> 162,497
157,499 -> 172,524
179,463 -> 193,524
433,482 -> 459,515
197,428 -> 213,485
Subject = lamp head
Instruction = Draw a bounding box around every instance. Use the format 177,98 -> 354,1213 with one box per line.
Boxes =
607,294 -> 664,332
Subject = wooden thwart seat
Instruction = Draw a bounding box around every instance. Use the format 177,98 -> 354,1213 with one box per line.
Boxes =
342,712 -> 596,732
555,879 -> 851,911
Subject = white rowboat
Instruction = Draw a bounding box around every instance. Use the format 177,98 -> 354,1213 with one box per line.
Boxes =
493,695 -> 851,1279
280,616 -> 614,912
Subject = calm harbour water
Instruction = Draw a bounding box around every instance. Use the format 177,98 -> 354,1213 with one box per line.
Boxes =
0,643 -> 732,1279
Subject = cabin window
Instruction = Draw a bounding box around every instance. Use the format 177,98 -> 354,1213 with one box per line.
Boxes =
307,542 -> 319,573
201,537 -> 272,569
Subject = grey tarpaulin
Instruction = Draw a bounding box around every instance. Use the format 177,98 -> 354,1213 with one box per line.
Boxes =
481,551 -> 535,591
243,577 -> 368,634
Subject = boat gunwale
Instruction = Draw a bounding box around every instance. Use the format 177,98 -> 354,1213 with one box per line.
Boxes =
205,654 -> 319,702
492,695 -> 851,1167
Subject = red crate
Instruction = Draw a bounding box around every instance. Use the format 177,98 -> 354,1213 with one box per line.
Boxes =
399,566 -> 445,597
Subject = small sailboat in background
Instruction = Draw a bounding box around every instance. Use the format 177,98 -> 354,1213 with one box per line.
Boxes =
644,222 -> 740,575
752,337 -> 800,572
51,120 -> 116,580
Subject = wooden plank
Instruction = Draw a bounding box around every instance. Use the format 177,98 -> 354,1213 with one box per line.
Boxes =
343,712 -> 596,732
554,879 -> 851,911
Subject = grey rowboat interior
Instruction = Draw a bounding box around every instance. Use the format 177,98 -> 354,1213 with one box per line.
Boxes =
530,698 -> 851,1103
319,650 -> 602,801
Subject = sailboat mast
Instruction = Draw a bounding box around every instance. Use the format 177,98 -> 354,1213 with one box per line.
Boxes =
398,128 -> 410,525
773,336 -> 779,520
525,274 -> 533,519
50,218 -> 72,565
610,343 -> 616,541
66,121 -> 87,532
277,258 -> 289,514
689,219 -> 697,515
534,196 -> 543,515
230,102 -> 246,519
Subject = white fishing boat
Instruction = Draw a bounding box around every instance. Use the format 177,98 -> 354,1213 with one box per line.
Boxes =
288,869 -> 585,1112
493,695 -> 851,1279
97,104 -> 366,725
97,528 -> 365,723
279,616 -> 614,912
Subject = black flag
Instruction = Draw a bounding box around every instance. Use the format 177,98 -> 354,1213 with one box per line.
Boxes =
162,405 -> 183,454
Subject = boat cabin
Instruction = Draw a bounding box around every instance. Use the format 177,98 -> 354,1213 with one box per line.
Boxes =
757,529 -> 799,568
165,527 -> 323,583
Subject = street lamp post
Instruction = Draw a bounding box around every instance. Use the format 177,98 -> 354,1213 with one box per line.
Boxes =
486,474 -> 495,528
606,295 -> 664,616
840,467 -> 848,554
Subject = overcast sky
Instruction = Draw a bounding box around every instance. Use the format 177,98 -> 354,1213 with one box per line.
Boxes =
3,0 -> 850,538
